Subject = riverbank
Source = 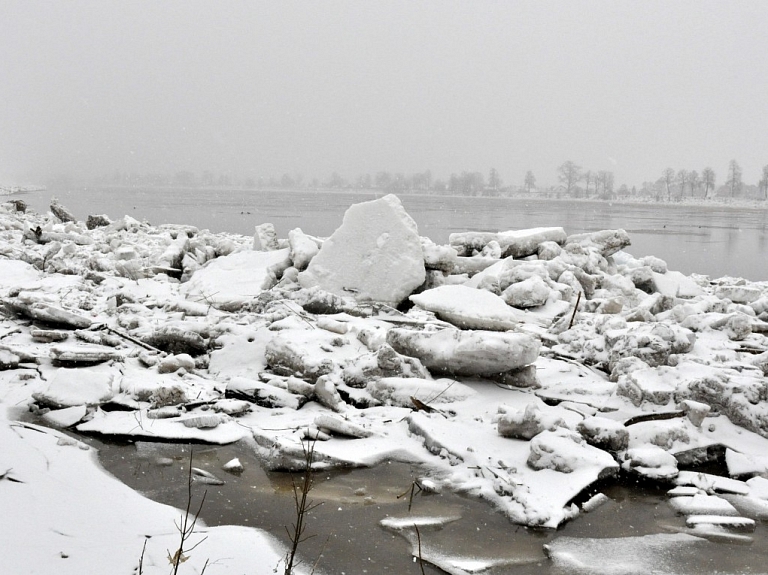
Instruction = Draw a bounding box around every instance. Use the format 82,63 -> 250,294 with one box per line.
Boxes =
2,194 -> 768,573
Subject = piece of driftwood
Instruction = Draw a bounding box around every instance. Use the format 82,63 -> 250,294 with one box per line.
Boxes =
623,410 -> 685,427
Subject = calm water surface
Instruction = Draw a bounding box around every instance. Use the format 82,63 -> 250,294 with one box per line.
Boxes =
93,438 -> 768,575
20,187 -> 768,281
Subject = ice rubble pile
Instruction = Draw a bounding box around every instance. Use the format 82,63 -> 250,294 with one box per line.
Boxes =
2,193 -> 768,532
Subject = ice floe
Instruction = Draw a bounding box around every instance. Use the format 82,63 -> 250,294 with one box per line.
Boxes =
2,193 -> 768,572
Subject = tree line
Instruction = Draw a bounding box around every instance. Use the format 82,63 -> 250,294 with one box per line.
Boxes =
96,161 -> 768,201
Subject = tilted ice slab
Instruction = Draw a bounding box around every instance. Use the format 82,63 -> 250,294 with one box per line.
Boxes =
298,194 -> 425,306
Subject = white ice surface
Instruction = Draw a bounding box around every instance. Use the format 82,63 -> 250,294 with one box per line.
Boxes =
0,410 -> 294,575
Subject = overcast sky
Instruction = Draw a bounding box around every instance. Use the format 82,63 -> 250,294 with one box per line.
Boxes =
1,1 -> 766,187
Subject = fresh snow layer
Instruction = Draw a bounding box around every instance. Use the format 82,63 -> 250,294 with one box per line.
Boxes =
0,411 -> 292,575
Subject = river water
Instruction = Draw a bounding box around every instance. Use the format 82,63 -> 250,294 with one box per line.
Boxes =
17,186 -> 768,281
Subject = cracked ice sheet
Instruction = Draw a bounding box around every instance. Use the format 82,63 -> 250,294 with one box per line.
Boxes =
404,381 -> 610,528
0,410 -> 296,575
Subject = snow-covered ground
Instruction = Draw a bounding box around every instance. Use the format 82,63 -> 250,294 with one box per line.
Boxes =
2,193 -> 768,573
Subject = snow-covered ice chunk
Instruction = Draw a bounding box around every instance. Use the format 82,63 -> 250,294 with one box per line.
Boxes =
314,414 -> 373,438
76,409 -> 248,443
582,492 -> 611,513
686,514 -> 755,533
653,270 -> 704,298
223,457 -> 244,473
380,514 -> 461,531
669,493 -> 739,516
527,428 -> 619,475
497,403 -> 565,440
298,194 -> 425,306
746,476 -> 768,500
387,327 -> 540,376
252,222 -> 279,250
622,445 -> 678,480
577,416 -> 629,452
33,367 -> 115,408
367,377 -> 475,407
410,284 -> 546,330
182,248 -> 291,305
288,227 -> 320,270
566,229 -> 631,257
41,405 -> 88,428
449,227 -> 566,258
501,275 -> 552,309
715,284 -> 762,304
675,470 -> 750,495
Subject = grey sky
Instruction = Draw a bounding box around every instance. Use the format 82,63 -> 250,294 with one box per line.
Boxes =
1,1 -> 766,187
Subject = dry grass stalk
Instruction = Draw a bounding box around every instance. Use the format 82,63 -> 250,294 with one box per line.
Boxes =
284,438 -> 321,575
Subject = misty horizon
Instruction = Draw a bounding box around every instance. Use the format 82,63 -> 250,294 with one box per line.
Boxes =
2,1 -> 767,189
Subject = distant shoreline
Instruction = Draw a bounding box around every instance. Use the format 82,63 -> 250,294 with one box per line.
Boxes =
30,183 -> 768,213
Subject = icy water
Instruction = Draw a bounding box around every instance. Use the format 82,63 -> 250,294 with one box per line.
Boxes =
18,186 -> 768,281
86,437 -> 768,575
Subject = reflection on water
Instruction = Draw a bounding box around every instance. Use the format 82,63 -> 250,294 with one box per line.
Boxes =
20,187 -> 768,280
91,437 -> 768,575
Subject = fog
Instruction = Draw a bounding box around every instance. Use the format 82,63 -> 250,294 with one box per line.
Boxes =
1,1 -> 766,187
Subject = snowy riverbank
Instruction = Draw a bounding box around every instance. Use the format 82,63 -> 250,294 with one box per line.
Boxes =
2,194 -> 768,573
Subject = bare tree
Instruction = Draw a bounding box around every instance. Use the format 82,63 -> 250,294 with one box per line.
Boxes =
596,170 -> 614,198
701,167 -> 716,199
558,161 -> 582,196
524,170 -> 536,193
583,170 -> 591,197
760,165 -> 768,201
676,169 -> 688,199
488,168 -> 502,193
662,168 -> 675,200
688,170 -> 700,197
726,160 -> 742,197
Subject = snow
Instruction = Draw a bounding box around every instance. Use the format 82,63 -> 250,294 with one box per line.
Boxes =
3,193 -> 768,572
0,411 -> 290,575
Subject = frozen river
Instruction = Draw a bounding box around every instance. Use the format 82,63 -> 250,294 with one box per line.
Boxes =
20,186 -> 768,281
